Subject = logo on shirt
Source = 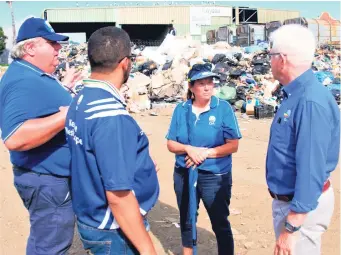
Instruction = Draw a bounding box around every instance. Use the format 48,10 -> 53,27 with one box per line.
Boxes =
283,110 -> 291,121
209,115 -> 216,125
76,95 -> 83,110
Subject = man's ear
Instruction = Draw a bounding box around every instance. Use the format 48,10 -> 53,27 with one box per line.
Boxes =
280,53 -> 286,69
24,41 -> 37,57
120,57 -> 130,70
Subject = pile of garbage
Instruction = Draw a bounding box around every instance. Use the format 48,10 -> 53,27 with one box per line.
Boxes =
312,48 -> 341,105
54,35 -> 340,117
122,35 -> 279,115
54,43 -> 90,93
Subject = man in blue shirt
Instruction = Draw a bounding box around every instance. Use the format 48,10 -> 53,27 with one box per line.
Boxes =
66,27 -> 159,255
266,24 -> 340,255
0,18 -> 76,254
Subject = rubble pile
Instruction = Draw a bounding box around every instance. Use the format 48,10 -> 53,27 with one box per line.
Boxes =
54,36 -> 340,117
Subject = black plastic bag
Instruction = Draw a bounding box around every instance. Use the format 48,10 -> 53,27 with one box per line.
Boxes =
234,53 -> 242,61
68,48 -> 78,57
252,65 -> 270,75
252,58 -> 269,65
212,54 -> 226,64
236,86 -> 247,101
162,61 -> 173,70
229,68 -> 244,77
213,62 -> 231,74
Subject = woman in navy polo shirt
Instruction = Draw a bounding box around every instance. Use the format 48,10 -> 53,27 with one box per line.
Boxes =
166,63 -> 242,255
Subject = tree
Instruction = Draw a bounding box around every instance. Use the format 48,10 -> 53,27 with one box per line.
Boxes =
0,27 -> 7,56
6,1 -> 16,46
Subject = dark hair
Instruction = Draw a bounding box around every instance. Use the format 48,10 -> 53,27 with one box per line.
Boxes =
187,81 -> 195,100
88,26 -> 131,73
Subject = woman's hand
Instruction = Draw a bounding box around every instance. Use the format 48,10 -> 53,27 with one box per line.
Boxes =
185,145 -> 209,166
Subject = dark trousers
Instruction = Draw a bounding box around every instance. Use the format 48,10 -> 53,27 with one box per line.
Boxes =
13,166 -> 75,255
174,167 -> 234,255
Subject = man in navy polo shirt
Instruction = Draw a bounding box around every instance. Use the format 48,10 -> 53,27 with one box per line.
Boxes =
266,24 -> 340,255
66,27 -> 159,255
0,18 -> 76,254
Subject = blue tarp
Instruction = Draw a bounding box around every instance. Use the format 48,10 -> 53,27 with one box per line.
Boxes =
327,84 -> 341,91
314,71 -> 334,84
244,45 -> 263,54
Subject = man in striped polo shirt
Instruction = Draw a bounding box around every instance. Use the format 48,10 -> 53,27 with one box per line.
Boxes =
66,27 -> 159,255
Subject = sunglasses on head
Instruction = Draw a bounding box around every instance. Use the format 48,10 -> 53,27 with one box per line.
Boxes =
191,63 -> 212,72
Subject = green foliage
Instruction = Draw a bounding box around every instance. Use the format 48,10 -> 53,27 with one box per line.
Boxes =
0,27 -> 7,56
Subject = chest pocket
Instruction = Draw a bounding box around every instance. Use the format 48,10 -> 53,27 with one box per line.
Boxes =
271,115 -> 294,145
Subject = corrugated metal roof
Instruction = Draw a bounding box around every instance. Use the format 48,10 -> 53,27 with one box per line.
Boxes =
45,8 -> 117,23
257,8 -> 300,23
118,6 -> 190,24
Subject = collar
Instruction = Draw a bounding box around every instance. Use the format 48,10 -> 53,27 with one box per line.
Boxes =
182,96 -> 220,109
83,79 -> 127,106
14,59 -> 58,80
283,69 -> 314,97
15,59 -> 45,76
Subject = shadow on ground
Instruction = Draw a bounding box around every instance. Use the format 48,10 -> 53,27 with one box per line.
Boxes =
68,200 -> 217,255
147,201 -> 217,255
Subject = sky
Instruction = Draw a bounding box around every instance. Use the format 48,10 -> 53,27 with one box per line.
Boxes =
0,1 -> 340,46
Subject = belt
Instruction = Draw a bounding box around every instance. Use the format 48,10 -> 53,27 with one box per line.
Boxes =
13,165 -> 69,179
269,179 -> 331,202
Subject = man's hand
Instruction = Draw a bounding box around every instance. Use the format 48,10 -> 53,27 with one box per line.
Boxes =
274,229 -> 296,255
185,145 -> 208,166
62,63 -> 84,89
106,191 -> 156,255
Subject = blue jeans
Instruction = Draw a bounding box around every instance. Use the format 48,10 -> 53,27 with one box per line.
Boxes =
13,166 -> 75,255
174,167 -> 234,255
77,220 -> 150,255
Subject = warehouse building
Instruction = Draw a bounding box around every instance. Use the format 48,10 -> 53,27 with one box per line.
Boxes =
43,5 -> 300,45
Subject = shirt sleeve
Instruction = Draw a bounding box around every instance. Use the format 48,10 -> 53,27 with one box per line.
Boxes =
0,79 -> 60,141
165,104 -> 181,141
221,101 -> 242,140
290,101 -> 331,213
91,116 -> 138,191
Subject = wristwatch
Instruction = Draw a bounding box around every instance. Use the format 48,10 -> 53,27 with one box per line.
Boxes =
284,221 -> 301,233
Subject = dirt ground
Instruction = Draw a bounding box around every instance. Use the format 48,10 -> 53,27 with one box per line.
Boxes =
0,107 -> 339,255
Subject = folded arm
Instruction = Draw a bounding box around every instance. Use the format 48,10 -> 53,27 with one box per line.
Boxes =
5,107 -> 67,151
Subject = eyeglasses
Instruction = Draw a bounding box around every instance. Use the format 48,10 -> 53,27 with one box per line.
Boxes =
118,54 -> 136,63
268,52 -> 287,58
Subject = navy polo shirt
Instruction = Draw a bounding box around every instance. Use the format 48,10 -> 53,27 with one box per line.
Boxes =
166,96 -> 242,174
0,59 -> 72,176
66,79 -> 159,229
266,69 -> 340,213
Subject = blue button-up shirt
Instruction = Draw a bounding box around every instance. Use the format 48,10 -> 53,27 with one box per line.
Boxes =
266,69 -> 340,213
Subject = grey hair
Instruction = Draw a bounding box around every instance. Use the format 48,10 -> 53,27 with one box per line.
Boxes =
270,24 -> 316,67
10,38 -> 39,59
